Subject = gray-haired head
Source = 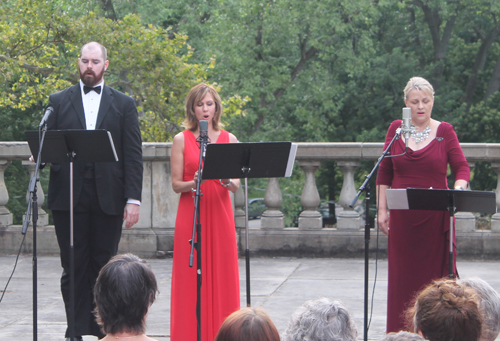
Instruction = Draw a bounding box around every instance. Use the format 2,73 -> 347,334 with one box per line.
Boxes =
378,331 -> 426,341
403,77 -> 435,99
281,297 -> 358,341
457,277 -> 500,341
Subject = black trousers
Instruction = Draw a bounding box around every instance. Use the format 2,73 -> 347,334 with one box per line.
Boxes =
53,178 -> 123,338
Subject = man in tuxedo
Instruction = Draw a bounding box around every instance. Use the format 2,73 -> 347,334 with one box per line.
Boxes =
46,42 -> 143,340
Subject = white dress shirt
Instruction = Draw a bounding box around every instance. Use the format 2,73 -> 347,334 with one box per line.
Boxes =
80,80 -> 103,130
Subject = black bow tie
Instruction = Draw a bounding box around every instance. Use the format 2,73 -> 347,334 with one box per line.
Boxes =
83,85 -> 102,94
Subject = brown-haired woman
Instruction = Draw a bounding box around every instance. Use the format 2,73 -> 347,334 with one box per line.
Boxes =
406,278 -> 482,341
170,83 -> 241,341
215,307 -> 280,341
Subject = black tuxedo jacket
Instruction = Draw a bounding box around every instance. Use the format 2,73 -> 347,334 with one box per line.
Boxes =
46,83 -> 143,215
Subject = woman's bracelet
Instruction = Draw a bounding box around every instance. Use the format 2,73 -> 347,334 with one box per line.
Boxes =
220,179 -> 232,188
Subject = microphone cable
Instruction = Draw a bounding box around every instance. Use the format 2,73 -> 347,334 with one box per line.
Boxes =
0,233 -> 27,304
367,178 -> 383,331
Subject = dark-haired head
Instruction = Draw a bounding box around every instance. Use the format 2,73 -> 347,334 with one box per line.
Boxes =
94,253 -> 158,335
214,307 -> 280,341
406,278 -> 482,341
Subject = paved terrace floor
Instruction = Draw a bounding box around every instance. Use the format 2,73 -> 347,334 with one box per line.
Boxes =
1,254 -> 500,341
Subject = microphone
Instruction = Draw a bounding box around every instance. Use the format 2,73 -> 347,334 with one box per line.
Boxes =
199,120 -> 208,138
39,106 -> 54,128
198,120 -> 208,160
402,107 -> 411,150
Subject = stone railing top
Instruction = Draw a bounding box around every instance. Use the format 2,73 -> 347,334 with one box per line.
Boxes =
142,142 -> 171,161
294,142 -> 500,162
0,142 -> 32,159
2,141 -> 500,163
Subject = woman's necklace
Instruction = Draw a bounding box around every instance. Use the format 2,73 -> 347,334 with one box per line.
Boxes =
410,124 -> 431,144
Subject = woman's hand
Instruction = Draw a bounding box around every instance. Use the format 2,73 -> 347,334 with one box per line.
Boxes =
193,171 -> 206,186
378,209 -> 390,235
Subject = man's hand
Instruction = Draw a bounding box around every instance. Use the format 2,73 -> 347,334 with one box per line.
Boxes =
123,203 -> 140,229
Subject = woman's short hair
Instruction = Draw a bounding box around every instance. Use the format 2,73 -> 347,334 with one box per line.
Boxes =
214,307 -> 280,341
407,278 -> 482,341
403,77 -> 435,99
378,331 -> 426,341
183,83 -> 223,131
281,297 -> 358,341
94,253 -> 158,335
458,277 -> 500,341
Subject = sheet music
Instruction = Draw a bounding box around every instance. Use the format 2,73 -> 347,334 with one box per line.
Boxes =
285,143 -> 298,177
106,131 -> 119,162
386,188 -> 409,210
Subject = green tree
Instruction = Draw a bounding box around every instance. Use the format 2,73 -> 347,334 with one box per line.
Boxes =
0,0 -> 219,222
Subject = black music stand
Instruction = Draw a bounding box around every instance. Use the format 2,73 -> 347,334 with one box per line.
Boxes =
387,188 -> 497,277
25,129 -> 118,341
202,141 -> 297,308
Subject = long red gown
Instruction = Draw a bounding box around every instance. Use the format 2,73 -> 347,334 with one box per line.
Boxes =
377,120 -> 470,333
170,130 -> 240,341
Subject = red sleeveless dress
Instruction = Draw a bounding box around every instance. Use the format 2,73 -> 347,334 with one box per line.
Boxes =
170,130 -> 240,341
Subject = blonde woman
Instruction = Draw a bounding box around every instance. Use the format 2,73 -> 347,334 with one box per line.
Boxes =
376,77 -> 470,332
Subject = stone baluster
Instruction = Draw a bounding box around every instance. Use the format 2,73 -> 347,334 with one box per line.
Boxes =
261,178 -> 284,230
234,183 -> 246,229
22,160 -> 48,227
454,161 -> 476,232
0,160 -> 13,226
490,162 -> 500,232
298,161 -> 322,230
336,160 -> 362,230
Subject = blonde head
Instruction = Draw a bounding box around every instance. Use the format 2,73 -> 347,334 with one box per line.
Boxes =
404,77 -> 435,99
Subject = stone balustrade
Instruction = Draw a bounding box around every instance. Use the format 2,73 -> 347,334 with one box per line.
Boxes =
1,141 -> 500,258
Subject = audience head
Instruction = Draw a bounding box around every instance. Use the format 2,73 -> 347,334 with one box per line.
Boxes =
184,83 -> 223,131
407,278 -> 482,341
378,331 -> 426,341
281,297 -> 358,341
214,307 -> 280,341
457,277 -> 500,341
94,253 -> 159,336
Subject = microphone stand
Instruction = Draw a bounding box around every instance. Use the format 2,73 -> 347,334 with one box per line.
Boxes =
22,123 -> 48,341
189,131 -> 209,341
349,128 -> 402,341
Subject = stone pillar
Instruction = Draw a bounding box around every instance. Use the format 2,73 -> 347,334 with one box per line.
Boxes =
234,183 -> 245,228
298,161 -> 322,230
22,160 -> 48,227
455,161 -> 476,232
261,178 -> 284,230
151,159 -> 178,228
0,160 -> 13,226
490,162 -> 500,232
336,160 -> 362,230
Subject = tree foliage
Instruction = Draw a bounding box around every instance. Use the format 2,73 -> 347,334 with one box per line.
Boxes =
0,0 -> 229,142
0,0 -> 215,222
3,0 -> 500,222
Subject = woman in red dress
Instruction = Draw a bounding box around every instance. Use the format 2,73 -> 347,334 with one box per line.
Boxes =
170,84 -> 241,341
376,77 -> 470,332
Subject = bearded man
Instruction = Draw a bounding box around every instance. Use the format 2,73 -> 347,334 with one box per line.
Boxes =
46,41 -> 143,340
